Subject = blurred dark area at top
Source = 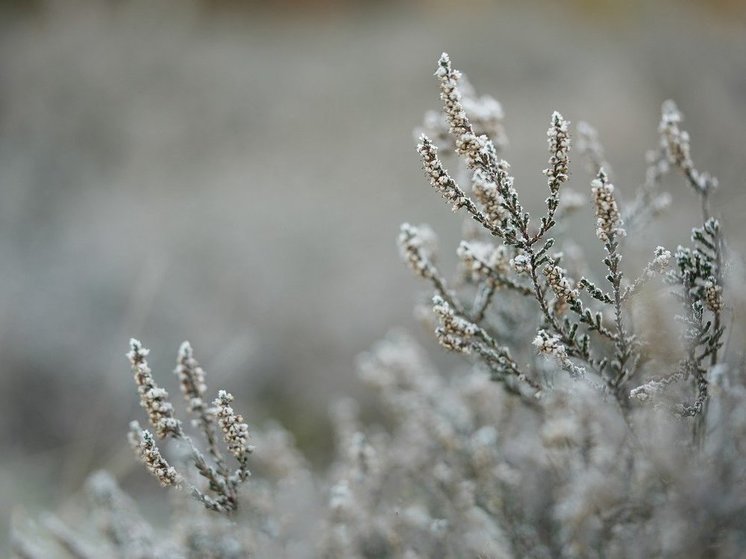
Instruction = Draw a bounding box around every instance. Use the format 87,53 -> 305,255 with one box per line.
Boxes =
1,0 -> 746,21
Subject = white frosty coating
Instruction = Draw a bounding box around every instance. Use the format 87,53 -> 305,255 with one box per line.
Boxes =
214,390 -> 253,461
398,223 -> 438,279
212,390 -> 254,462
462,91 -> 507,150
471,167 -> 506,226
533,330 -> 567,360
629,371 -> 685,402
659,100 -> 718,194
543,264 -> 579,303
591,170 -> 625,242
432,295 -> 478,353
457,240 -> 509,280
544,111 -> 570,194
128,338 -> 181,439
435,52 -> 498,169
510,253 -> 532,275
416,71 -> 507,155
651,246 -> 672,272
624,245 -> 673,299
417,135 -> 470,211
174,341 -> 208,413
130,426 -> 182,487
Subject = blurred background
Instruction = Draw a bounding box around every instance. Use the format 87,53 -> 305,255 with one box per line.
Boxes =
1,0 -> 745,550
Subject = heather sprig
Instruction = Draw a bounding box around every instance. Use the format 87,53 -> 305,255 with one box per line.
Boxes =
402,53 -> 728,420
128,339 -> 181,439
127,339 -> 251,513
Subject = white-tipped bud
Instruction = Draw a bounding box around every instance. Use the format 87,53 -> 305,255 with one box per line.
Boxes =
591,170 -> 625,242
214,390 -> 253,462
434,52 -> 497,168
458,240 -> 509,280
544,264 -> 579,304
128,339 -> 180,439
417,136 -> 470,211
510,253 -> 532,275
174,342 -> 208,414
533,329 -> 567,360
130,426 -> 182,487
544,111 -> 570,195
651,246 -> 672,272
432,295 -> 478,353
398,223 -> 438,279
659,100 -> 717,193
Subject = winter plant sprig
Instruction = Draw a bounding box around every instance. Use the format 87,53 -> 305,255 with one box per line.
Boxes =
401,53 -> 727,423
127,339 -> 252,512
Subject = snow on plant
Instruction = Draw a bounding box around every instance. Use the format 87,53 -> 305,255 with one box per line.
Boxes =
12,53 -> 746,559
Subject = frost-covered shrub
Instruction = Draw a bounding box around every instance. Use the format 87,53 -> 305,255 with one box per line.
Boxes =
12,54 -> 746,559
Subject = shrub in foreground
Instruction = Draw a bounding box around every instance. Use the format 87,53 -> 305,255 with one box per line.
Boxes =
12,54 -> 745,559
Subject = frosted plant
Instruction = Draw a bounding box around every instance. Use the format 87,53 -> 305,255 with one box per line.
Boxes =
394,53 -> 743,556
13,53 -> 746,559
400,52 -> 727,419
127,339 -> 252,512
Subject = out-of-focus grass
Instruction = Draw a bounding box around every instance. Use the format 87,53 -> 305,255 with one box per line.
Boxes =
1,0 -> 745,551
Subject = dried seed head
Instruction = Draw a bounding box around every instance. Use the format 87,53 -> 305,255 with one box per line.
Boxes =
398,223 -> 438,279
651,246 -> 672,273
417,135 -> 472,211
129,425 -> 182,487
432,295 -> 478,353
533,330 -> 567,360
543,264 -> 579,304
434,53 -> 496,169
214,390 -> 253,462
458,240 -> 509,280
591,170 -> 625,243
510,253 -> 532,275
128,339 -> 181,439
659,100 -> 718,194
544,111 -> 570,195
471,168 -> 507,226
174,341 -> 207,414
704,278 -> 723,312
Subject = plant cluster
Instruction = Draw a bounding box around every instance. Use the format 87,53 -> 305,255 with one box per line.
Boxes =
401,53 -> 726,421
12,54 -> 745,559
